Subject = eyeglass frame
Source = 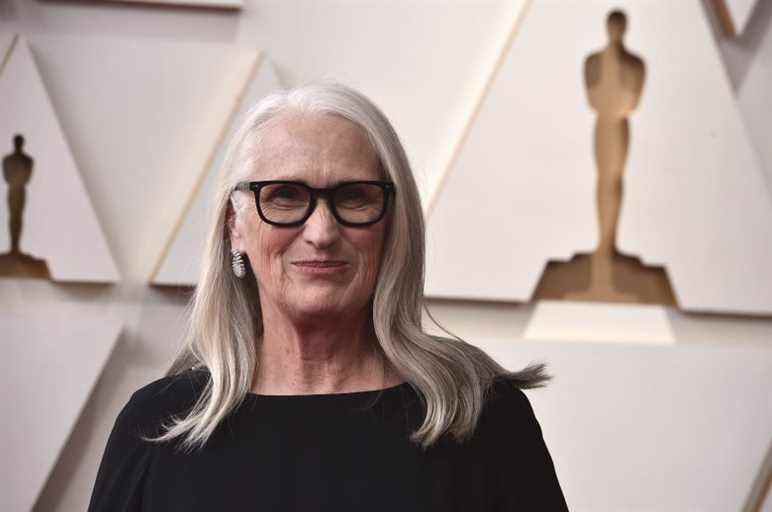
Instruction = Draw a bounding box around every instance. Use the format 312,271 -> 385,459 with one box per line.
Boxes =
233,180 -> 396,228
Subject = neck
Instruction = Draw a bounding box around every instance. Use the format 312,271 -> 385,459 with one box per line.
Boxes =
252,301 -> 386,395
607,41 -> 624,54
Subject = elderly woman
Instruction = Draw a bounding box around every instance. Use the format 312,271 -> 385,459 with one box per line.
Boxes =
88,83 -> 569,511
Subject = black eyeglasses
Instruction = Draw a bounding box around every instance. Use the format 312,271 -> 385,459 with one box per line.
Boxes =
233,180 -> 396,227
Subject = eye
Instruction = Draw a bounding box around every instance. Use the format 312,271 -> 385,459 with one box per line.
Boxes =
338,187 -> 367,204
261,184 -> 309,208
274,186 -> 300,199
331,183 -> 387,224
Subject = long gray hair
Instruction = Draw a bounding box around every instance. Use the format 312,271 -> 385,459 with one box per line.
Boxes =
148,82 -> 551,453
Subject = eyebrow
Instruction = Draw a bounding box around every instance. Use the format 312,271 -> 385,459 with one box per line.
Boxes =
271,177 -> 373,187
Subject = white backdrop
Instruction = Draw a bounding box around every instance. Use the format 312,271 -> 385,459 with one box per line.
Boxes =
0,1 -> 770,511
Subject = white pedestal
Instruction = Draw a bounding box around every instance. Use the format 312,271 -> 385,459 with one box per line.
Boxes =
523,299 -> 675,344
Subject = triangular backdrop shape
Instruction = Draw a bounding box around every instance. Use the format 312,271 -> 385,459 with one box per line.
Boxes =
0,35 -> 119,282
151,55 -> 282,285
1,33 -> 13,62
713,0 -> 759,36
1,304 -> 122,511
425,0 -> 772,315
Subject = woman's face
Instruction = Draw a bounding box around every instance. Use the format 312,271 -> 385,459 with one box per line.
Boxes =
228,111 -> 388,322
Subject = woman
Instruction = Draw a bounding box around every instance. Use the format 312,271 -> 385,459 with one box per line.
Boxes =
88,83 -> 569,511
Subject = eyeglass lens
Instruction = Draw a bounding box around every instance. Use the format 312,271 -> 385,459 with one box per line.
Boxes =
258,183 -> 386,225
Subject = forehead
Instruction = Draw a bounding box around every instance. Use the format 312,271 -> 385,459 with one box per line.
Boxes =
244,111 -> 381,183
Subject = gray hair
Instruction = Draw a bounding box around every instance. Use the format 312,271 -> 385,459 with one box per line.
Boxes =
148,81 -> 552,453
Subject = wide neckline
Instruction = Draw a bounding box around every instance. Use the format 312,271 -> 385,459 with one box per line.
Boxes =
245,380 -> 412,400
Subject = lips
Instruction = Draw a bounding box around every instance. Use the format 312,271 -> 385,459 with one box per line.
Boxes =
292,261 -> 348,268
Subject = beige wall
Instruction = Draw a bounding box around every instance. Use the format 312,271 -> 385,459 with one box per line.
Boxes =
1,1 -> 771,510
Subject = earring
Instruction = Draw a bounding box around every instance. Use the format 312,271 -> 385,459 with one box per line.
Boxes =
231,249 -> 246,278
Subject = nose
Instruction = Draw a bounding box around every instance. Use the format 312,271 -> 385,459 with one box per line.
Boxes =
302,197 -> 341,248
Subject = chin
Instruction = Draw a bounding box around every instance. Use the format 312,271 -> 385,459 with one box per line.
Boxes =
293,303 -> 346,320
293,292 -> 342,308
295,293 -> 361,315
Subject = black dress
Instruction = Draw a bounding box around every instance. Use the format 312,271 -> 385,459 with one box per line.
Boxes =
87,368 -> 569,511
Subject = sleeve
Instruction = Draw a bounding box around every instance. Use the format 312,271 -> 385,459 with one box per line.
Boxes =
487,386 -> 570,511
86,391 -> 154,512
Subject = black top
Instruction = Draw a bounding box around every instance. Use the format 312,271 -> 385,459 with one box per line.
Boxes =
87,368 -> 569,511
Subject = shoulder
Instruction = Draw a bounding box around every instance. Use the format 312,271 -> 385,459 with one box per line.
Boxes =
88,369 -> 209,510
484,377 -> 536,419
119,368 -> 209,437
476,376 -> 546,445
129,367 -> 209,408
477,378 -> 570,509
584,52 -> 600,66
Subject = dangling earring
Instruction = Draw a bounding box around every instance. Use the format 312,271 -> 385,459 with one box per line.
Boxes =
231,249 -> 246,278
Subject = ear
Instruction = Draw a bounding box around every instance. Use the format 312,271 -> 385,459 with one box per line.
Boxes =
225,200 -> 242,250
